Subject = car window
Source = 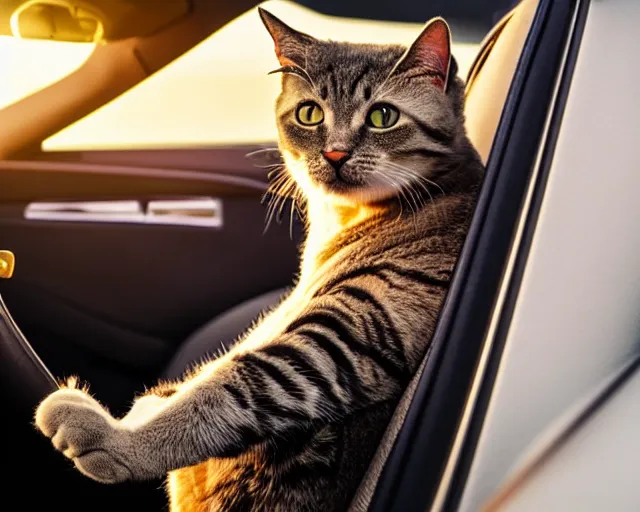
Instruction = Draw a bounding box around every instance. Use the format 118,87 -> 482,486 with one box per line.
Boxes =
1,0 -> 519,152
0,36 -> 94,109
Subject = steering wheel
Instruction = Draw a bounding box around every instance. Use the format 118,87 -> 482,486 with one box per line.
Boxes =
0,250 -> 58,412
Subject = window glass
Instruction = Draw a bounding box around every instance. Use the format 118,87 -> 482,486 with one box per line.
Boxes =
1,0 -> 519,151
0,36 -> 94,109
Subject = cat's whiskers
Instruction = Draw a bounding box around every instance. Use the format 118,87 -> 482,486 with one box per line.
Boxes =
245,147 -> 281,158
264,173 -> 294,232
384,161 -> 445,197
267,167 -> 286,180
396,176 -> 423,232
377,164 -> 439,233
276,180 -> 297,215
380,166 -> 425,210
246,147 -> 284,171
398,166 -> 446,198
255,162 -> 286,170
289,197 -> 297,239
263,167 -> 304,237
263,170 -> 290,202
276,181 -> 295,221
380,163 -> 448,228
373,171 -> 407,220
372,169 -> 420,230
384,168 -> 431,213
381,164 -> 434,206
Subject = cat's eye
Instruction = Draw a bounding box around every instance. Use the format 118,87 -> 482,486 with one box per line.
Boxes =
367,104 -> 400,129
296,102 -> 324,126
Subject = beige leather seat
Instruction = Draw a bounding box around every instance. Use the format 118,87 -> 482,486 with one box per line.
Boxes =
466,0 -> 539,164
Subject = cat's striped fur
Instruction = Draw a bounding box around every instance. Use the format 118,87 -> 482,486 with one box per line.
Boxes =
34,8 -> 483,512
163,192 -> 477,511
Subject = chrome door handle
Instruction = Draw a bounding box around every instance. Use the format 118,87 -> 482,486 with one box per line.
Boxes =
24,197 -> 223,228
25,200 -> 144,222
146,198 -> 223,227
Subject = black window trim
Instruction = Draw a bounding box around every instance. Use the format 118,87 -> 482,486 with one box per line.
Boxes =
440,0 -> 590,509
368,0 -> 586,511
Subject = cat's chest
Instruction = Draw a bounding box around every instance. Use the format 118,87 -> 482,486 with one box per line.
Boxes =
238,249 -> 355,353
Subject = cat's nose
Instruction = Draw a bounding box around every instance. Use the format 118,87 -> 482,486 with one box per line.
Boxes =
322,150 -> 351,171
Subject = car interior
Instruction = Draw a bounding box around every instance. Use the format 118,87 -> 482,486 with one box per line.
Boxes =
0,0 -> 546,510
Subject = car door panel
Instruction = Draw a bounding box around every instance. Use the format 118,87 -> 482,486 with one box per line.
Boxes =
0,146 -> 300,407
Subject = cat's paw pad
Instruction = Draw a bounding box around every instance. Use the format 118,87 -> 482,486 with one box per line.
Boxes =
35,389 -> 131,483
72,446 -> 132,483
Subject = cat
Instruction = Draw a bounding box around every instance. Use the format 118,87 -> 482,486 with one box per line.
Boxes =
34,8 -> 483,512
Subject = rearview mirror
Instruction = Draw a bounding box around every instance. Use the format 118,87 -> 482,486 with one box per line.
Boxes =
10,0 -> 103,43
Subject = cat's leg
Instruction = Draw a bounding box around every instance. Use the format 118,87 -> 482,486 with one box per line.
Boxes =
119,395 -> 170,429
34,276 -> 428,483
35,328 -> 405,483
119,381 -> 180,428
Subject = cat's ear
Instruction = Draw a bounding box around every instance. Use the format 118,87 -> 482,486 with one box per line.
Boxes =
392,17 -> 452,90
259,8 -> 316,68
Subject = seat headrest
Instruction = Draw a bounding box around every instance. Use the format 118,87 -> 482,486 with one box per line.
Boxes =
464,0 -> 539,164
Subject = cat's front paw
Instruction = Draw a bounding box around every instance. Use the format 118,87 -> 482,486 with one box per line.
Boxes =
35,388 -> 132,484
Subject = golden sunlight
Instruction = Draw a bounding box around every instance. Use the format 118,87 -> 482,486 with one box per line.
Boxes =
0,35 -> 94,109
25,0 -> 479,151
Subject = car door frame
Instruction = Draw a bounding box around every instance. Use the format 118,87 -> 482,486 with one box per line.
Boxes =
367,0 -> 589,510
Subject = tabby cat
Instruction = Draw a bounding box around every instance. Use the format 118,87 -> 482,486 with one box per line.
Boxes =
34,8 -> 483,511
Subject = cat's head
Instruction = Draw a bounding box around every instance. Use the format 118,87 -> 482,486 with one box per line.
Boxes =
260,8 -> 469,206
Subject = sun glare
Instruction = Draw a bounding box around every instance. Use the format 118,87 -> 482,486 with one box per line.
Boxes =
0,35 -> 94,109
